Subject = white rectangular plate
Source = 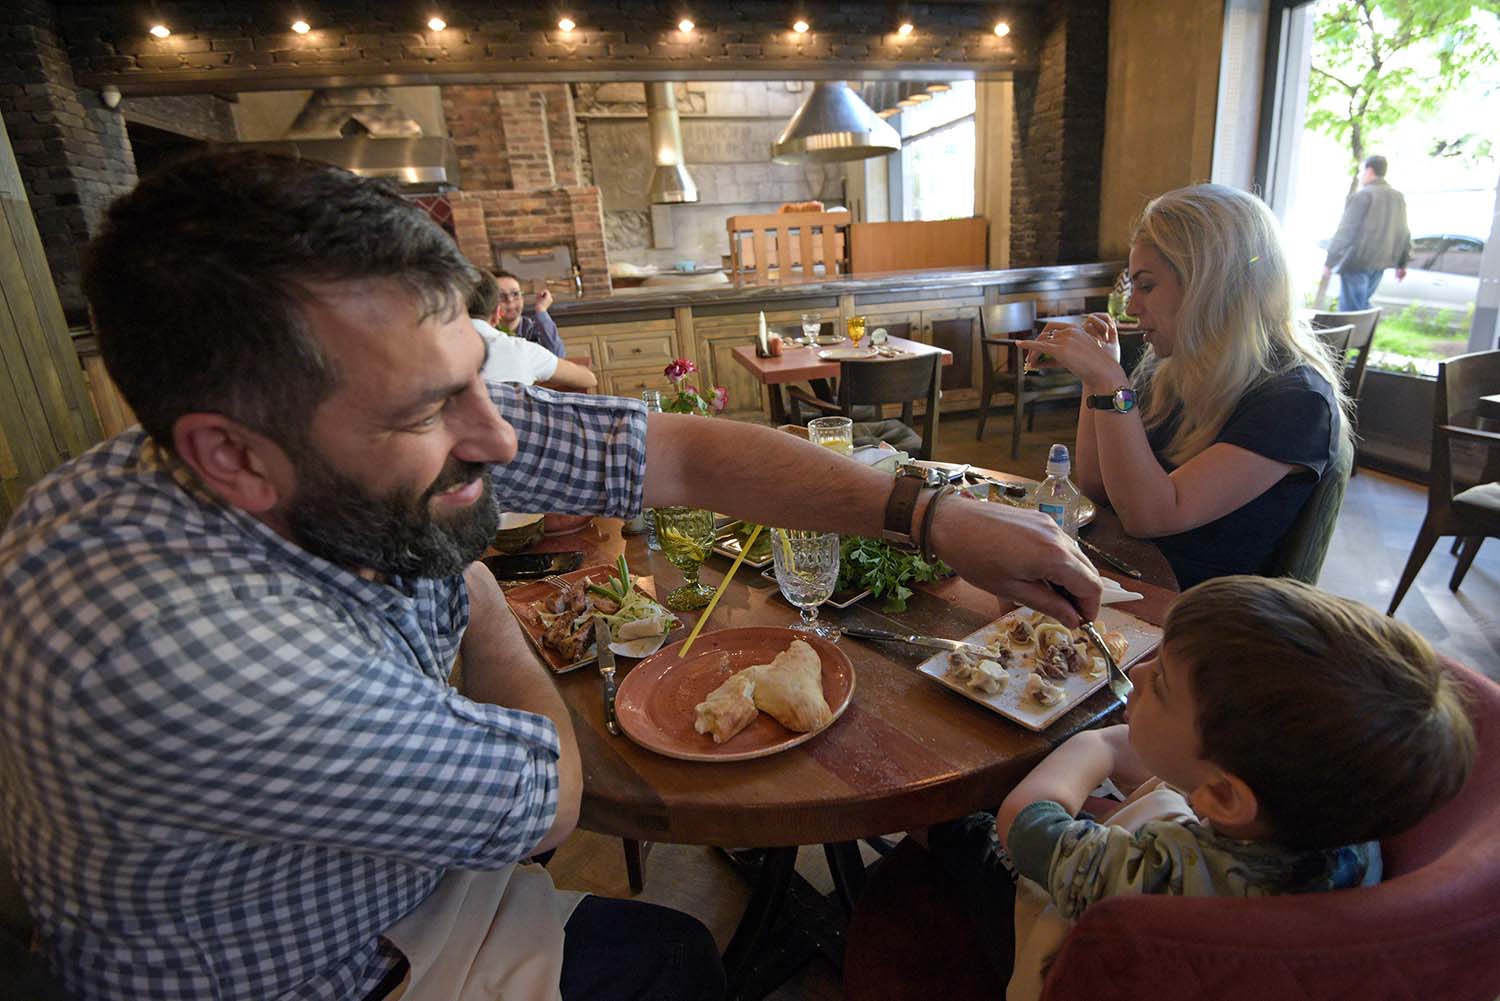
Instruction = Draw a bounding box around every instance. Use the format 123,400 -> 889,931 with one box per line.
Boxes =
917,606 -> 1162,731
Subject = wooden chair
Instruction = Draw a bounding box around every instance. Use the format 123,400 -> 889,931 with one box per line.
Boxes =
1387,350 -> 1500,614
726,211 -> 850,279
1312,322 -> 1355,366
1312,307 -> 1381,475
976,302 -> 1082,459
785,353 -> 943,460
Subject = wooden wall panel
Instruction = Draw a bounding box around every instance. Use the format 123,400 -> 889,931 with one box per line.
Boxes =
849,218 -> 989,274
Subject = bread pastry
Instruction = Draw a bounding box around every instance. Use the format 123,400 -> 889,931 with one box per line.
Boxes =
1024,672 -> 1065,706
743,640 -> 832,733
692,640 -> 833,743
693,670 -> 759,744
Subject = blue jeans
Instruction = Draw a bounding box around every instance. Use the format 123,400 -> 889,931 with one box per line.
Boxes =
561,895 -> 726,1001
1338,269 -> 1384,311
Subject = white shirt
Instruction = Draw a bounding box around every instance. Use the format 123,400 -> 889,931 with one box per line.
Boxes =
472,318 -> 558,386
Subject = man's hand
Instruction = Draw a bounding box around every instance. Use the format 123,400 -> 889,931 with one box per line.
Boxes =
1321,265 -> 1332,280
535,287 -> 554,313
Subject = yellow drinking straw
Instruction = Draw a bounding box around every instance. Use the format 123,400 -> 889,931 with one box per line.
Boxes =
678,523 -> 762,656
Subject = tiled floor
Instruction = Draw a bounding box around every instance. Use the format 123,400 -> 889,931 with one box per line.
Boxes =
548,405 -> 1499,1000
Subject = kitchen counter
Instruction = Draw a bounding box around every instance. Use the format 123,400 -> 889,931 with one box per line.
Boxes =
547,263 -> 1122,321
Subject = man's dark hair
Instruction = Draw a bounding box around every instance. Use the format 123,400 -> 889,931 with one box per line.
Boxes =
1363,155 -> 1388,177
1166,576 -> 1474,850
468,271 -> 500,319
494,269 -> 521,284
82,151 -> 478,452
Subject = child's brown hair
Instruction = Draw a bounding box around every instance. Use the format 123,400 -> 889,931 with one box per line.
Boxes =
1164,576 -> 1475,849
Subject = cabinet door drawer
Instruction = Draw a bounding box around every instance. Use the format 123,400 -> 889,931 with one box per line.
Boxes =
602,368 -> 673,398
603,334 -> 677,368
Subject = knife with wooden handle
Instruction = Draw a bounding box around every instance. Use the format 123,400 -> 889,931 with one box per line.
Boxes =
593,618 -> 621,736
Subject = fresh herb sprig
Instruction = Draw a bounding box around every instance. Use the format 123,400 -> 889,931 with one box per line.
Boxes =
837,536 -> 952,613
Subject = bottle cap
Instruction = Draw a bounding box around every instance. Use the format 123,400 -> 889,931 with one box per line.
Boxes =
1046,443 -> 1071,476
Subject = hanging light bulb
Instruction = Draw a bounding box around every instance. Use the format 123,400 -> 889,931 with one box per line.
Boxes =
993,21 -> 1010,37
291,20 -> 310,33
558,16 -> 576,31
678,18 -> 694,33
897,23 -> 913,37
149,24 -> 171,38
792,19 -> 809,33
427,16 -> 446,31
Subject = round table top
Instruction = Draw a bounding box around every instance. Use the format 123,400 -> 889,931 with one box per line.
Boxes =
530,505 -> 1176,848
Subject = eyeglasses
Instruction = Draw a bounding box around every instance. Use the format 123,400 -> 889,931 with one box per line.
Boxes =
496,291 -> 524,301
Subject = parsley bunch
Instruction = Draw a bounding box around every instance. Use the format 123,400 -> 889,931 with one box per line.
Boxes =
837,536 -> 951,613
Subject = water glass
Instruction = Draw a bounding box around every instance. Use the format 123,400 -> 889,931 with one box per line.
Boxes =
800,312 -> 823,345
807,416 -> 854,457
653,506 -> 716,610
771,529 -> 840,641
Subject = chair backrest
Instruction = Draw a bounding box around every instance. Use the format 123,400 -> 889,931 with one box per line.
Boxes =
726,211 -> 850,278
1311,323 -> 1354,367
837,353 -> 942,460
980,301 -> 1037,339
1265,430 -> 1353,583
1312,307 -> 1381,401
1041,660 -> 1500,1001
1429,350 -> 1500,509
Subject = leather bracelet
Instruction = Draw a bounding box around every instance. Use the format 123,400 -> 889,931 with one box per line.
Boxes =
919,484 -> 954,563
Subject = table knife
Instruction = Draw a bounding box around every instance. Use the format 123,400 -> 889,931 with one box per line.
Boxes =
593,618 -> 621,736
1080,538 -> 1144,579
839,625 -> 997,659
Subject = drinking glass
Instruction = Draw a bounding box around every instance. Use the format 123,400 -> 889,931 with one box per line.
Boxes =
772,528 -> 840,641
807,416 -> 854,456
846,314 -> 867,349
800,312 -> 823,345
653,506 -> 717,610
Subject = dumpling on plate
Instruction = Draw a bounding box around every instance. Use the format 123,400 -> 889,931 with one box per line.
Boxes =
1024,672 -> 1065,706
744,639 -> 832,733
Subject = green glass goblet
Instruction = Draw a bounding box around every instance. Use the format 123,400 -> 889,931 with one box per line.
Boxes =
653,505 -> 717,611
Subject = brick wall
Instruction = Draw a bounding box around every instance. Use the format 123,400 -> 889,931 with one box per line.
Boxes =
442,86 -> 513,190
1,0 -> 136,323
451,188 -> 610,295
48,2 -> 1038,93
1009,0 -> 1109,267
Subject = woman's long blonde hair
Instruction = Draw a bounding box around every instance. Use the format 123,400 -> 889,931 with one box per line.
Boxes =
1131,184 -> 1350,465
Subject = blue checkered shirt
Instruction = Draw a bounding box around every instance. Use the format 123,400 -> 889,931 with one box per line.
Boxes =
0,385 -> 647,1001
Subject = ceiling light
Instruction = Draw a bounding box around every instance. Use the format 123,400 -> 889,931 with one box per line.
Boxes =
792,19 -> 809,33
897,97 -> 919,107
558,16 -> 576,31
149,24 -> 170,38
907,92 -> 931,103
291,20 -> 310,33
877,108 -> 900,119
993,21 -> 1010,37
897,23 -> 913,36
678,18 -> 694,32
925,82 -> 951,93
427,16 -> 446,31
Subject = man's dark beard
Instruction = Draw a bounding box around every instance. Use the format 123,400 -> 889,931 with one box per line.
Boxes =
284,451 -> 499,578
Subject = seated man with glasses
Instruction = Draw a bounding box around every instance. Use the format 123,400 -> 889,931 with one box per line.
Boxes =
494,269 -> 567,358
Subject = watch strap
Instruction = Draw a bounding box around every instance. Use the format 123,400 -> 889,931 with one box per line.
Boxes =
882,471 -> 925,548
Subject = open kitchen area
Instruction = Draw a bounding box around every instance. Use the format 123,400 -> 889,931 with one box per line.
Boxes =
3,3 -> 1500,1001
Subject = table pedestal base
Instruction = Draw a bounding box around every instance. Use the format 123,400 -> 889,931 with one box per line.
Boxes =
719,847 -> 850,1001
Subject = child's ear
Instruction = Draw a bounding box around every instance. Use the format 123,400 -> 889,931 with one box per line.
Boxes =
1188,767 -> 1261,832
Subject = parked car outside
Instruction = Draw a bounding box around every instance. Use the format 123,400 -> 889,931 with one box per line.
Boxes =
1297,234 -> 1482,324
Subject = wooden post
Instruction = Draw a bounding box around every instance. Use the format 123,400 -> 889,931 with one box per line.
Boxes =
0,117 -> 103,522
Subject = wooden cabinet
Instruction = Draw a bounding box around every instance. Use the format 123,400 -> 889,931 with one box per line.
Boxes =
602,332 -> 676,369
689,312 -> 784,422
860,302 -> 982,410
601,368 -> 674,398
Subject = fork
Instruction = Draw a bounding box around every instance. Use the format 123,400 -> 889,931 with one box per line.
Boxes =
541,574 -> 572,592
1049,583 -> 1133,702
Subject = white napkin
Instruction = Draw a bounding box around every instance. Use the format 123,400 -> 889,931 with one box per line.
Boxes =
1099,577 -> 1144,604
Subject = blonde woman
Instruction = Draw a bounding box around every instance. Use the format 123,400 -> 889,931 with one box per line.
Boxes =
1019,184 -> 1349,588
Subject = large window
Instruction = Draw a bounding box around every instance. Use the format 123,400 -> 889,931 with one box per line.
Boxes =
898,81 -> 976,221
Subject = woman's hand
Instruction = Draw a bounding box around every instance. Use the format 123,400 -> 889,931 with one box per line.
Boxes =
1017,312 -> 1129,393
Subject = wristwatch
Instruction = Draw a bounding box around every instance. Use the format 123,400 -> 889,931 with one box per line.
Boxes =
1086,387 -> 1137,414
882,462 -> 944,549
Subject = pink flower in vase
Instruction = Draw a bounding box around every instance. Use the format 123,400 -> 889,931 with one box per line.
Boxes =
663,358 -> 697,385
709,386 -> 728,413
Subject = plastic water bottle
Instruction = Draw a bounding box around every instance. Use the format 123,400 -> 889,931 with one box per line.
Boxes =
642,389 -> 664,550
1035,443 -> 1083,538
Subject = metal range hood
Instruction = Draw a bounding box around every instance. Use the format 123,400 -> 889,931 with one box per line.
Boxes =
225,136 -> 460,190
645,82 -> 697,204
226,88 -> 460,191
771,81 -> 901,164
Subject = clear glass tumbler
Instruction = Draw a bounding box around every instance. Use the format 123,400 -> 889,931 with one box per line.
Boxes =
800,312 -> 822,345
807,416 -> 854,457
771,528 -> 840,641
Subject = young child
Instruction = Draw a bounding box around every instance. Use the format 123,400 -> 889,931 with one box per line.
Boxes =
929,575 -> 1476,1000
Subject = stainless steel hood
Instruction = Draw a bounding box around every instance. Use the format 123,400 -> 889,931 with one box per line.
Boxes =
645,83 -> 697,204
772,81 -> 901,164
225,136 -> 460,190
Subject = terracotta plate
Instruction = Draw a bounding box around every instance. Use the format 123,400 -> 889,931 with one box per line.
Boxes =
615,627 -> 855,762
504,564 -> 671,673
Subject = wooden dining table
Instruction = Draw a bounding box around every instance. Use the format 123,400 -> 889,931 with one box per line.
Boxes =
520,470 -> 1177,999
731,334 -> 952,425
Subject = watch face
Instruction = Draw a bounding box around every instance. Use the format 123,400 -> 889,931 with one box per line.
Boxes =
1114,389 -> 1136,413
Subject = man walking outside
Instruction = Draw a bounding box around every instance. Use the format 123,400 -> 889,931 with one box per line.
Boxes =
1322,154 -> 1411,311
